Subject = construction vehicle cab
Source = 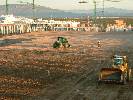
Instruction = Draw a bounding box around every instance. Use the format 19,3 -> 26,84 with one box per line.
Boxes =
112,55 -> 128,72
53,37 -> 71,48
113,57 -> 123,66
113,55 -> 126,65
98,55 -> 131,84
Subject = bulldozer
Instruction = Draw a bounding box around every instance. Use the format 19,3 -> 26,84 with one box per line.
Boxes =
53,37 -> 71,48
98,55 -> 131,84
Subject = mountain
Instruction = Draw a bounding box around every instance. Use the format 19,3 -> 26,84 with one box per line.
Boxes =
66,7 -> 133,17
0,4 -> 132,18
0,4 -> 83,18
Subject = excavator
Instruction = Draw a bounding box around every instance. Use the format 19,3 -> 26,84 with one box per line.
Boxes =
98,55 -> 131,84
53,37 -> 71,48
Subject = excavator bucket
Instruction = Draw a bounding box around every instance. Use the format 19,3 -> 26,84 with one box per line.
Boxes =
98,68 -> 123,83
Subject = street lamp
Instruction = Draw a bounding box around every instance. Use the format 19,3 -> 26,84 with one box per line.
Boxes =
106,0 -> 121,2
78,0 -> 88,3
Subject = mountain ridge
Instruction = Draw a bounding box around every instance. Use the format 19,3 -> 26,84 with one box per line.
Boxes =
0,4 -> 132,18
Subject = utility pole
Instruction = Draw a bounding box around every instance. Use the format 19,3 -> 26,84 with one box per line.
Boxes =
93,0 -> 96,24
6,0 -> 8,15
78,0 -> 97,25
32,0 -> 35,19
18,0 -> 36,19
101,0 -> 105,31
102,0 -> 104,17
102,0 -> 121,17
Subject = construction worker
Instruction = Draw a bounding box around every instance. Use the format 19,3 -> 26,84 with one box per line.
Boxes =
97,40 -> 101,48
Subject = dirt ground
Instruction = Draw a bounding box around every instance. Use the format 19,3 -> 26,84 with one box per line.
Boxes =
0,31 -> 133,100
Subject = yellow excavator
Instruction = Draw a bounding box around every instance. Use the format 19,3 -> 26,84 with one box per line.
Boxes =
98,55 -> 131,84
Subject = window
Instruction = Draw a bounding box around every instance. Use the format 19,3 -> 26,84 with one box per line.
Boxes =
114,58 -> 123,65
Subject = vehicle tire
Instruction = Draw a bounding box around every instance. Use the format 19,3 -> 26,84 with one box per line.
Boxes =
96,81 -> 101,88
122,74 -> 127,85
53,41 -> 61,48
63,43 -> 70,48
126,68 -> 131,82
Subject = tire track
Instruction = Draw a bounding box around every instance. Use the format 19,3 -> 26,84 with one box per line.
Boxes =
116,85 -> 130,100
56,48 -> 107,100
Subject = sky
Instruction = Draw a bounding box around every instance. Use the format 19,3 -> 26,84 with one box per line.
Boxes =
0,0 -> 133,10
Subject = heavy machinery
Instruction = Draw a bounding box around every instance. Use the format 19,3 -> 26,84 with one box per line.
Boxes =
53,37 -> 71,48
98,55 -> 131,84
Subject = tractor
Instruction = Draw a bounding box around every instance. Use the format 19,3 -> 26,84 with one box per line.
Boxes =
53,37 -> 71,48
98,55 -> 131,84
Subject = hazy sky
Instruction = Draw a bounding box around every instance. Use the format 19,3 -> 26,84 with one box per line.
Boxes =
0,0 -> 133,10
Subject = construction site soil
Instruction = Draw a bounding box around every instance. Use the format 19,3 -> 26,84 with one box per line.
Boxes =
0,31 -> 133,100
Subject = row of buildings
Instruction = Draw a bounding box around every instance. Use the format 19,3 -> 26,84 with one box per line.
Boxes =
106,20 -> 132,32
0,15 -> 90,35
0,15 -> 132,35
